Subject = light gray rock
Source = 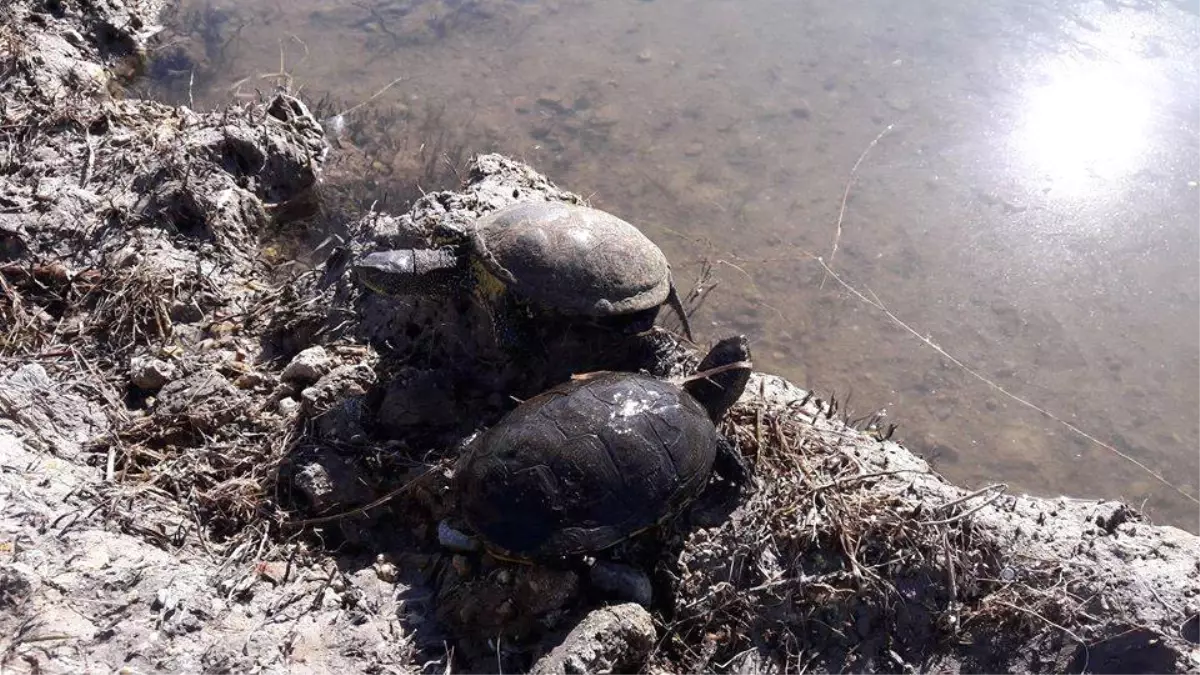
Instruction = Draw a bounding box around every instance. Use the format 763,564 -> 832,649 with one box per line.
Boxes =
281,346 -> 333,384
130,356 -> 176,390
530,603 -> 656,674
0,364 -> 107,458
155,369 -> 247,430
289,448 -> 375,514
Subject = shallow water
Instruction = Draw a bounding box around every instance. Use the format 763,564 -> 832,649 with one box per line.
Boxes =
145,0 -> 1200,529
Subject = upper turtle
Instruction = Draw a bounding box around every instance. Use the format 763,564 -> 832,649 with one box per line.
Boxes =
355,200 -> 693,340
469,201 -> 672,318
454,335 -> 752,560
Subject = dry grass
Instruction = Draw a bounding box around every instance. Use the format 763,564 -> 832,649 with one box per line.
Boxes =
103,410 -> 297,540
649,387 -> 1084,672
83,261 -> 181,353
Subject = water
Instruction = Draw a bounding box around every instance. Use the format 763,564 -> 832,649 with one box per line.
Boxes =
144,0 -> 1200,530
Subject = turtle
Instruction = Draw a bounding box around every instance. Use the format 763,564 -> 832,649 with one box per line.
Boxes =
354,200 -> 694,340
452,334 -> 753,561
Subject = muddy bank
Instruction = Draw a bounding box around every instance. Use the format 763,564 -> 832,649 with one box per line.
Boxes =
1,1 -> 1198,673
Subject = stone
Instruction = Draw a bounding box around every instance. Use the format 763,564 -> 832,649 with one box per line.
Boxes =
288,448 -> 375,514
129,356 -> 176,390
281,346 -> 333,384
155,369 -> 247,430
530,603 -> 656,674
0,364 -> 108,458
299,363 -> 375,416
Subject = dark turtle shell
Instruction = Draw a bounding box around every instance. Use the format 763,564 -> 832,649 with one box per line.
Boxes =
455,371 -> 718,559
470,201 -> 672,317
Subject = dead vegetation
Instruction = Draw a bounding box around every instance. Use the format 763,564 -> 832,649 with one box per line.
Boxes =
646,377 -> 1195,673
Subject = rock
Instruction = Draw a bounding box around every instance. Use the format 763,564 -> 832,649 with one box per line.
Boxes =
233,369 -> 272,390
129,356 -> 176,390
589,561 -> 652,606
0,364 -> 107,459
281,346 -> 333,384
313,396 -> 370,442
537,93 -> 568,114
300,363 -> 375,416
278,397 -> 300,415
530,603 -> 656,674
172,324 -> 205,346
588,103 -> 621,128
0,563 -> 37,608
155,369 -> 247,430
298,363 -> 376,441
373,555 -> 399,583
287,448 -> 375,514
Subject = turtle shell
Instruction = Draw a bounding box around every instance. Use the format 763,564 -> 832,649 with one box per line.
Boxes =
455,371 -> 718,559
469,201 -> 672,316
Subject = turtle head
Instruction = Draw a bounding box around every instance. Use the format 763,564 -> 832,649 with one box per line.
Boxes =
683,335 -> 753,423
354,248 -> 465,297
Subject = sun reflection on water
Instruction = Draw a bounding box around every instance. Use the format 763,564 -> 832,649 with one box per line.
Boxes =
1014,56 -> 1155,197
1008,14 -> 1166,198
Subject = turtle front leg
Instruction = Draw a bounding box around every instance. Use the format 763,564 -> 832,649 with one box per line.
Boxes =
712,436 -> 753,491
687,438 -> 754,528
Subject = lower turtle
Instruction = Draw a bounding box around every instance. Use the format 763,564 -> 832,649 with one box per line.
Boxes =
452,335 -> 753,561
354,200 -> 694,340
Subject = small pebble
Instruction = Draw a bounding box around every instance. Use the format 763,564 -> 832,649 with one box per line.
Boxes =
129,356 -> 176,391
278,397 -> 299,415
321,114 -> 345,140
282,346 -> 332,384
374,554 -> 399,583
437,520 -> 481,552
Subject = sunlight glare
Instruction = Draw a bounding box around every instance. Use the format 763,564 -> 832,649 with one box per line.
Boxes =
1015,59 -> 1154,195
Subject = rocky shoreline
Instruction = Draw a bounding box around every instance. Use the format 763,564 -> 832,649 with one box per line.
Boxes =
1,1 -> 1197,672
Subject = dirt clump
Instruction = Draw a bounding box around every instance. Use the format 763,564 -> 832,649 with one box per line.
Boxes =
1,1 -> 1197,673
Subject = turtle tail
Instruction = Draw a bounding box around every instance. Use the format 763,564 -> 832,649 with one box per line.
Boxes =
665,276 -> 695,342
